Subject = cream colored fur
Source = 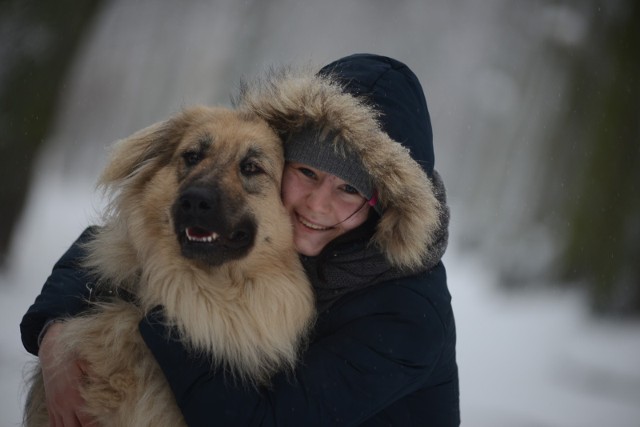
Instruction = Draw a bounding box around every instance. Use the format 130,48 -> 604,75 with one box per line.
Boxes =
24,106 -> 315,427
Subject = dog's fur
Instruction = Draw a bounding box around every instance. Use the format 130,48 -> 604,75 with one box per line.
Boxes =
24,106 -> 315,426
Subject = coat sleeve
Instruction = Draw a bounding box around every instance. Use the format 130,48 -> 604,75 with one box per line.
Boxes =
20,227 -> 98,356
139,276 -> 451,427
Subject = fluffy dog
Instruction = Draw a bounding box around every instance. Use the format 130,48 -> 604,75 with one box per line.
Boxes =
24,106 -> 315,426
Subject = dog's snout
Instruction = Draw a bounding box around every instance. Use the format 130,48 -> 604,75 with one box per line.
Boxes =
173,184 -> 258,265
178,187 -> 216,214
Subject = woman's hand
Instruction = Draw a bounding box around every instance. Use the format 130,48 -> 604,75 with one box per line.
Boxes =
38,322 -> 97,427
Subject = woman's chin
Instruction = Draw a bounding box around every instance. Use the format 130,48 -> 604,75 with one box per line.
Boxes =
294,239 -> 323,257
293,229 -> 329,257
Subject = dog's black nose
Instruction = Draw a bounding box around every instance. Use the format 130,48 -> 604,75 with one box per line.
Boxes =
178,187 -> 216,214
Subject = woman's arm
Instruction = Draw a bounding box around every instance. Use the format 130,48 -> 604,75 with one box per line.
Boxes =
20,226 -> 98,356
140,276 -> 451,427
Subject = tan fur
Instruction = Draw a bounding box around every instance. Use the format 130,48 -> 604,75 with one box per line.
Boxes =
24,106 -> 315,427
236,68 -> 442,271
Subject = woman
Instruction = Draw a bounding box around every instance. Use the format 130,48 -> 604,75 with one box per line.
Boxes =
21,53 -> 459,426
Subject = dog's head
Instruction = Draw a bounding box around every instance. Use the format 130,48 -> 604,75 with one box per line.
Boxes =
80,106 -> 315,382
97,106 -> 291,272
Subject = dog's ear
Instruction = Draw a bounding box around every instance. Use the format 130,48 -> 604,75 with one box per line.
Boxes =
99,118 -> 179,187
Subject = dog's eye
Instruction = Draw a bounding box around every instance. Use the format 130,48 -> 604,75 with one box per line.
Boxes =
240,159 -> 264,176
182,150 -> 203,167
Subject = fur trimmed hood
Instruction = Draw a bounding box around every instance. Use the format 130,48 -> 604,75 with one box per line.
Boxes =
235,54 -> 448,271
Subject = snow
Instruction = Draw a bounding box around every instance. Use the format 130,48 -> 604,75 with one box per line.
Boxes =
0,170 -> 100,427
452,251 -> 640,426
2,172 -> 639,426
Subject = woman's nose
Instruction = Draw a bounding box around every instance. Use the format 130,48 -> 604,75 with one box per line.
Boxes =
305,180 -> 333,213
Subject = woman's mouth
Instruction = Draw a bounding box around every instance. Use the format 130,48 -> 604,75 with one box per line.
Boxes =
296,213 -> 332,231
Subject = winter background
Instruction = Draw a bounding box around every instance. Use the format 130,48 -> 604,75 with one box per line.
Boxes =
1,1 -> 640,426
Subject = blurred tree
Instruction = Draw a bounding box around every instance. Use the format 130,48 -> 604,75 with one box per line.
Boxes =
545,0 -> 640,315
0,0 -> 104,269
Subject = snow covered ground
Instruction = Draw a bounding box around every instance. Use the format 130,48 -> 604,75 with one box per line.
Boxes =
1,170 -> 639,427
452,251 -> 640,426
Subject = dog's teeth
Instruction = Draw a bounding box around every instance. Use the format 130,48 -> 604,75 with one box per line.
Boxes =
186,229 -> 219,242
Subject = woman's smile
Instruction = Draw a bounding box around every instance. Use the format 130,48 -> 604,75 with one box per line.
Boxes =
295,212 -> 333,231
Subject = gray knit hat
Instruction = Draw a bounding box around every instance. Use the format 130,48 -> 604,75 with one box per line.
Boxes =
284,127 -> 381,214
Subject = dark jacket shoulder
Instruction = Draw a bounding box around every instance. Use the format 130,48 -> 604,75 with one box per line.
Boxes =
317,261 -> 455,383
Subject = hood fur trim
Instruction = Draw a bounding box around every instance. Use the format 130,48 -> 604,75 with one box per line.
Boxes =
235,67 -> 443,271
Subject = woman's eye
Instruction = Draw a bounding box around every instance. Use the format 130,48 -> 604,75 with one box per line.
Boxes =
240,160 -> 264,176
342,184 -> 359,195
298,167 -> 316,179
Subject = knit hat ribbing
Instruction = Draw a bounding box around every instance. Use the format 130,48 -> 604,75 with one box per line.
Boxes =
284,127 -> 381,214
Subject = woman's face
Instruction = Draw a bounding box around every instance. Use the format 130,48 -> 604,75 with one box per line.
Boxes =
281,162 -> 371,256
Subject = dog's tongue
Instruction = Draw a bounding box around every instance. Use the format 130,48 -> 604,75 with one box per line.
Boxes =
186,227 -> 219,242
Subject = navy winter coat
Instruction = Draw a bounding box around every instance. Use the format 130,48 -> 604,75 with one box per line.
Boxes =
21,230 -> 459,426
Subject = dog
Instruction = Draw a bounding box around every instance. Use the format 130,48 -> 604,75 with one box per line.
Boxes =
24,106 -> 316,426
